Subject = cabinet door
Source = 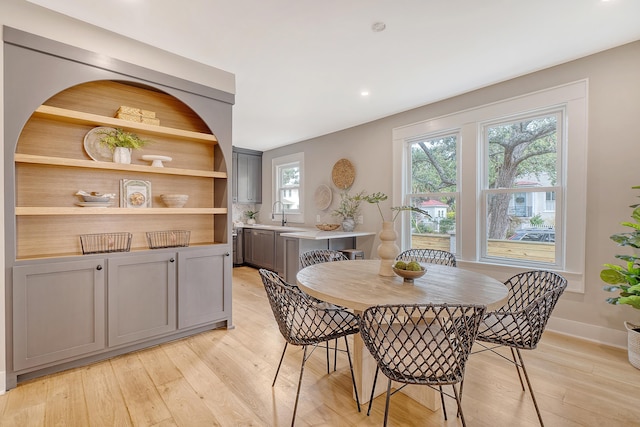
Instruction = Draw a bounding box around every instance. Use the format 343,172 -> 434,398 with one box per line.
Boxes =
178,247 -> 230,329
232,150 -> 238,203
275,231 -> 286,276
243,229 -> 254,264
236,152 -> 262,203
108,252 -> 177,347
253,229 -> 275,270
13,259 -> 106,371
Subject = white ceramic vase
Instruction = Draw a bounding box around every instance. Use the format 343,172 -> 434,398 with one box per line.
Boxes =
113,147 -> 132,164
377,221 -> 400,276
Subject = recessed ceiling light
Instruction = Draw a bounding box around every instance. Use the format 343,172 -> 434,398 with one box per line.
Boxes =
371,22 -> 386,32
361,91 -> 370,97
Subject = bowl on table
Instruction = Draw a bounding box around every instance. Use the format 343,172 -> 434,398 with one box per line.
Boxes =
160,194 -> 189,208
392,265 -> 426,282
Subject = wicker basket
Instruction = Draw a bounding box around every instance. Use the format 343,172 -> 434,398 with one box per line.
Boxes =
80,232 -> 132,254
316,223 -> 340,231
625,321 -> 640,369
146,230 -> 190,249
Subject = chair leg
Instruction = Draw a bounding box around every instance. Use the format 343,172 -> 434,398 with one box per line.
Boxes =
439,385 -> 447,420
510,347 -> 526,391
272,342 -> 288,387
291,346 -> 309,427
326,342 -> 330,374
383,378 -> 393,427
367,366 -> 380,416
452,383 -> 467,427
343,336 -> 361,412
514,348 -> 545,427
333,338 -> 338,372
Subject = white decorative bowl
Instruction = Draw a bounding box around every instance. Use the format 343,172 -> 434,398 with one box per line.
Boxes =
81,194 -> 112,203
161,194 -> 189,208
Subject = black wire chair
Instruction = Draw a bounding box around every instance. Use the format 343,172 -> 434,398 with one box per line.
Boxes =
299,249 -> 349,268
472,270 -> 567,427
258,269 -> 361,426
396,248 -> 457,267
360,303 -> 486,426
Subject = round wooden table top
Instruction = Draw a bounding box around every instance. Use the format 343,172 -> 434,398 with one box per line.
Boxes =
296,259 -> 508,312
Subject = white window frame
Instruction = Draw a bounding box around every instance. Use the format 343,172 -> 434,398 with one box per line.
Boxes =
272,152 -> 304,224
393,80 -> 587,293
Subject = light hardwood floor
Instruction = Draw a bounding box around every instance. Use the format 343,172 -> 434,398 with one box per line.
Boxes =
1,265 -> 639,426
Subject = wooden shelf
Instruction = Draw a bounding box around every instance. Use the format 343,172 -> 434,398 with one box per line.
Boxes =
15,153 -> 227,179
34,105 -> 218,144
16,207 -> 227,216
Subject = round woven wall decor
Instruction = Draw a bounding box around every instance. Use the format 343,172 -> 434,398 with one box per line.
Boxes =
331,158 -> 355,189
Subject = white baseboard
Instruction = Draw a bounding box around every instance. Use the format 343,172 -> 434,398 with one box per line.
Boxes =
547,316 -> 628,349
0,371 -> 5,394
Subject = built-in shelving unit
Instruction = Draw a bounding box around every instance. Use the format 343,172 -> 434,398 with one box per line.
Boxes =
14,80 -> 228,259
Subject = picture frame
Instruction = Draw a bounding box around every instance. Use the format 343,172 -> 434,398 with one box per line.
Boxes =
120,179 -> 152,208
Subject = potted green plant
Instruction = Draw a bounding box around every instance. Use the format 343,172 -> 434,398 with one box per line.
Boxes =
601,185 -> 640,369
332,190 -> 365,231
98,128 -> 150,164
245,210 -> 259,225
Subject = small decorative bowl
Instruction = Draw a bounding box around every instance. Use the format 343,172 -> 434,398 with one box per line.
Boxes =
81,193 -> 112,203
316,223 -> 340,231
161,194 -> 189,208
392,266 -> 426,282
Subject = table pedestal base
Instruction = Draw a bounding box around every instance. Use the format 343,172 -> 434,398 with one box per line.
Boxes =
352,332 -> 441,411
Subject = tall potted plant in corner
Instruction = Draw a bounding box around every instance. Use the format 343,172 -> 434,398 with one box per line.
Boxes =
362,192 -> 432,277
601,185 -> 640,369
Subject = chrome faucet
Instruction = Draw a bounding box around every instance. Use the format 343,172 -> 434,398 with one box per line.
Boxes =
272,200 -> 287,226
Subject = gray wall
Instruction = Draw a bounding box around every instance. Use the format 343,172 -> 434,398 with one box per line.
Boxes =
262,40 -> 640,347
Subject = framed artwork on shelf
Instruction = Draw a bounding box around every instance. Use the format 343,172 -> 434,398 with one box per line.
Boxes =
120,179 -> 152,208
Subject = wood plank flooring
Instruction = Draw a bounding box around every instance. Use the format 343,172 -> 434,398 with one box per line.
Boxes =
1,265 -> 639,426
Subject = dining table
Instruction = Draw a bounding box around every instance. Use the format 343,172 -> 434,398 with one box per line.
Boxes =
296,259 -> 509,410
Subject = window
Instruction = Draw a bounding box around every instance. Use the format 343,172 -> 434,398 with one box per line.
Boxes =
393,80 -> 587,292
272,152 -> 304,222
405,134 -> 458,249
481,111 -> 561,265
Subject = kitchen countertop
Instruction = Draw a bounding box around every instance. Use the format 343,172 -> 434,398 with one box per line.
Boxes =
279,230 -> 375,240
236,224 -> 375,239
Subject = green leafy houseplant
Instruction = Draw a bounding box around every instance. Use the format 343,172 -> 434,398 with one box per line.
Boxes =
361,192 -> 432,222
245,210 -> 258,220
332,190 -> 365,220
601,186 -> 640,310
98,128 -> 150,151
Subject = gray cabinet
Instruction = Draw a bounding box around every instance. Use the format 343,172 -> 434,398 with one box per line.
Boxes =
243,228 -> 276,270
233,147 -> 262,203
108,252 -> 177,347
178,247 -> 230,329
12,259 -> 106,371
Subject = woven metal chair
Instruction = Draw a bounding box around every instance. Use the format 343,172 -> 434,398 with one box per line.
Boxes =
472,270 -> 567,427
396,248 -> 457,267
360,303 -> 486,426
299,249 -> 349,268
299,249 -> 351,371
258,269 -> 361,426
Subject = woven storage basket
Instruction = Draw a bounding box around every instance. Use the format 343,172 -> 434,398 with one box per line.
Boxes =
625,321 -> 640,369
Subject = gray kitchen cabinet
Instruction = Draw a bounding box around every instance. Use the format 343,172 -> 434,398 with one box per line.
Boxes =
233,147 -> 262,203
108,252 -> 177,347
178,247 -> 230,329
243,228 -> 276,270
12,259 -> 106,371
275,231 -> 287,276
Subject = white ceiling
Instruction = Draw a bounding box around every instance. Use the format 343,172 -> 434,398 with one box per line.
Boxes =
26,0 -> 640,151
